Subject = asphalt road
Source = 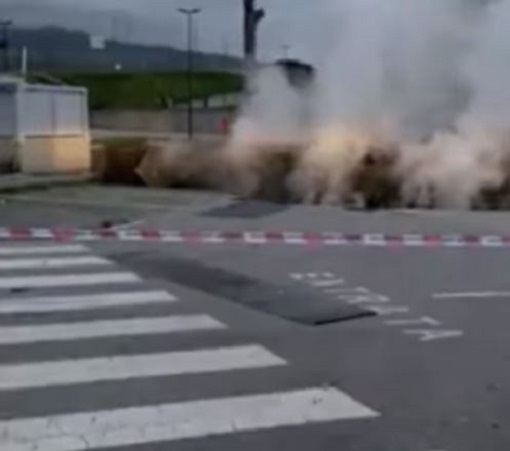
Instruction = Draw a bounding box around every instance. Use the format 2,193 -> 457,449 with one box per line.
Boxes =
0,185 -> 509,451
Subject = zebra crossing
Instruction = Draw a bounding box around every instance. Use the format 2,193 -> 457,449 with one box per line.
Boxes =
0,243 -> 378,450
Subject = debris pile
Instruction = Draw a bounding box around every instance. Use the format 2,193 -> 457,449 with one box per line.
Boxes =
91,132 -> 510,210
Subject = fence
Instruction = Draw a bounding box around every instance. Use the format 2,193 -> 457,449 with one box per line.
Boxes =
91,107 -> 236,135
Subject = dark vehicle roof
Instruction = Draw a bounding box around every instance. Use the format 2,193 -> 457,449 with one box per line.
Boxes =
275,59 -> 315,88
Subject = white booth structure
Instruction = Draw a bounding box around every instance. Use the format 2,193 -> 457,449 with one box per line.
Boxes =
0,77 -> 91,174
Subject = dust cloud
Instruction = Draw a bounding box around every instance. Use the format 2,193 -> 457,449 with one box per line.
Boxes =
222,0 -> 510,209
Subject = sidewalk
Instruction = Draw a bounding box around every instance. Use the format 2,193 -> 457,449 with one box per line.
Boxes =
0,173 -> 93,193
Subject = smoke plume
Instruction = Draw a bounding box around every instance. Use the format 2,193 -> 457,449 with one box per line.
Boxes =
224,0 -> 510,209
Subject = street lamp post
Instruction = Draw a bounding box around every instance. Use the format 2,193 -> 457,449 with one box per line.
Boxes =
178,7 -> 201,140
243,0 -> 265,68
0,20 -> 13,73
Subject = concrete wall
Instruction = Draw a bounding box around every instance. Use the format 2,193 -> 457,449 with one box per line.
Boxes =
91,107 -> 237,135
19,135 -> 91,174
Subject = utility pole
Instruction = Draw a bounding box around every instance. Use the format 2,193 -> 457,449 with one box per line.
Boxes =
243,0 -> 265,68
222,35 -> 230,106
178,8 -> 201,140
0,20 -> 13,73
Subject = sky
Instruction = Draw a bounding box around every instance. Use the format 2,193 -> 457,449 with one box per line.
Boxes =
0,0 -> 330,62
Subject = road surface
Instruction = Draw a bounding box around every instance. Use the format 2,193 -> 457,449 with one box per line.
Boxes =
0,185 -> 508,451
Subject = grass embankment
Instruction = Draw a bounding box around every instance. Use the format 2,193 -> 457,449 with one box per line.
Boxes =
58,72 -> 243,109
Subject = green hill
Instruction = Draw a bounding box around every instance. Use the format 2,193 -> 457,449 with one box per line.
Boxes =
10,26 -> 241,73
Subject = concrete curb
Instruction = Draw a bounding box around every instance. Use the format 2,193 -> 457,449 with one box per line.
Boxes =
0,229 -> 509,247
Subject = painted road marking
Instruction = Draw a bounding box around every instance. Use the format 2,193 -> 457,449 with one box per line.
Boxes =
433,291 -> 510,299
366,305 -> 410,315
0,244 -> 88,255
0,388 -> 378,450
2,229 -> 510,248
243,232 -> 269,245
0,272 -> 140,289
0,290 -> 177,314
291,272 -> 464,342
0,345 -> 285,390
0,256 -> 112,270
385,316 -> 441,327
404,330 -> 464,342
0,315 -> 225,344
309,278 -> 345,288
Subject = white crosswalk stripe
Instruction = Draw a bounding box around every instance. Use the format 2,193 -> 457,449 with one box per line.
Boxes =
0,314 -> 226,345
0,345 -> 286,390
0,272 -> 140,289
0,256 -> 112,270
0,244 -> 88,255
0,388 -> 378,451
0,243 -> 378,449
0,290 -> 177,313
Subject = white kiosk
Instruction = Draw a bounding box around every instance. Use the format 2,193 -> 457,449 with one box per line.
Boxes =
0,77 -> 91,174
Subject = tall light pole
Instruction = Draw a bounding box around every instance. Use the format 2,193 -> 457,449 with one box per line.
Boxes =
178,7 -> 201,140
0,20 -> 13,73
243,0 -> 265,68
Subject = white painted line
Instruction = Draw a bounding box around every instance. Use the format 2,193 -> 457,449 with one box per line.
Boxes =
0,314 -> 225,344
402,234 -> 426,246
0,387 -> 378,450
0,290 -> 177,314
282,233 -> 307,245
363,234 -> 386,246
433,291 -> 510,299
385,316 -> 440,327
366,305 -> 410,316
0,245 -> 88,255
160,232 -> 185,243
480,236 -> 504,247
28,229 -> 55,239
404,329 -> 464,342
201,233 -> 226,244
70,230 -> 98,242
0,272 -> 140,289
0,256 -> 112,270
243,232 -> 268,244
115,230 -> 144,242
310,278 -> 345,288
0,345 -> 285,390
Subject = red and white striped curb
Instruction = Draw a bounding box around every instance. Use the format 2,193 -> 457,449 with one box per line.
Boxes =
0,228 -> 509,247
